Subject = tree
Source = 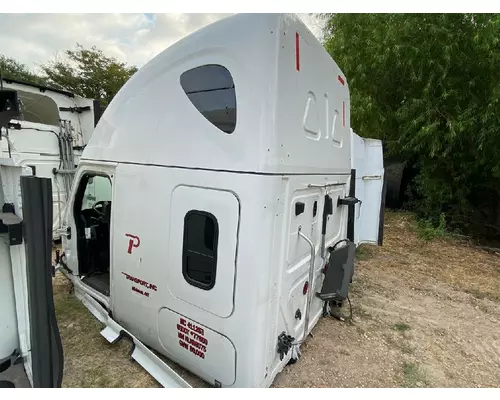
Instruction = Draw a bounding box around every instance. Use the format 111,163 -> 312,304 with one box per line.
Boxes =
0,55 -> 46,85
320,14 -> 500,239
41,44 -> 138,109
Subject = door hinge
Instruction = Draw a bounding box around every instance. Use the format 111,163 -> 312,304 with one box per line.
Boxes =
60,226 -> 71,240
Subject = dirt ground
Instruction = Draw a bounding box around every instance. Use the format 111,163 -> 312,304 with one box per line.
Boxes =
53,211 -> 500,388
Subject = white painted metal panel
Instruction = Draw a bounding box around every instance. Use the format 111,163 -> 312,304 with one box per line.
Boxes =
350,130 -> 384,245
168,185 -> 239,318
158,308 -> 236,385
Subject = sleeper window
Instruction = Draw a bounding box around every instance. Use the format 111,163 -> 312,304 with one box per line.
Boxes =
182,210 -> 219,290
180,64 -> 237,134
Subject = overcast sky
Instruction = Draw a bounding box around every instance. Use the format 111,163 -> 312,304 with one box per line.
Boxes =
0,13 -> 325,72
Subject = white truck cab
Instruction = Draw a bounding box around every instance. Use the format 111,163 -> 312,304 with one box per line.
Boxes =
0,78 -> 100,240
58,13 -> 385,388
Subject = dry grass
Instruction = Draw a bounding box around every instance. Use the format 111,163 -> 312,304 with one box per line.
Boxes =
380,211 -> 500,303
403,361 -> 429,388
53,211 -> 500,388
53,275 -> 160,388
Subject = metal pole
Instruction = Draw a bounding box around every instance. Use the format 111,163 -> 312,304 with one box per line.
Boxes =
1,69 -> 12,158
54,175 -> 63,232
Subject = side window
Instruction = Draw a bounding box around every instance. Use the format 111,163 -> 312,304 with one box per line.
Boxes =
180,64 -> 237,134
182,210 -> 219,290
81,175 -> 112,211
16,90 -> 60,126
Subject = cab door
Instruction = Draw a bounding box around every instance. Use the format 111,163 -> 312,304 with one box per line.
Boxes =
350,131 -> 385,246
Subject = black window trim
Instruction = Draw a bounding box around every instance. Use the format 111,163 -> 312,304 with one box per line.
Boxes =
182,209 -> 219,291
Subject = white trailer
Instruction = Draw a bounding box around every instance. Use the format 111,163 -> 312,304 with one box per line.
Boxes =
57,13 -> 385,388
0,78 -> 99,240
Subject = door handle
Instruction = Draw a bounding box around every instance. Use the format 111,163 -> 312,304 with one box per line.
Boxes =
297,226 -> 317,344
337,196 -> 361,207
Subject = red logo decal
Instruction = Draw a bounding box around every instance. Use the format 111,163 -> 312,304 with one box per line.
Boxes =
125,233 -> 140,254
121,272 -> 157,291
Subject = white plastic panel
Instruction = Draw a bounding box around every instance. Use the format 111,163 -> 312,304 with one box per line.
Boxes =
168,185 -> 239,318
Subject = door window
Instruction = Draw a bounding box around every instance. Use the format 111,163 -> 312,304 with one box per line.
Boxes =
81,175 -> 112,211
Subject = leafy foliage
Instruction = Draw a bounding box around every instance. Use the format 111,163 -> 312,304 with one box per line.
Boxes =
0,55 -> 47,85
1,44 -> 137,110
41,44 -> 138,109
416,213 -> 452,242
320,14 -> 500,239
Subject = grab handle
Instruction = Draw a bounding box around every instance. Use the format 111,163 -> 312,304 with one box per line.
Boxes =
297,226 -> 316,343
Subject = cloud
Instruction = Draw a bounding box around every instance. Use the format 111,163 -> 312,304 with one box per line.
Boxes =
0,13 -> 324,72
